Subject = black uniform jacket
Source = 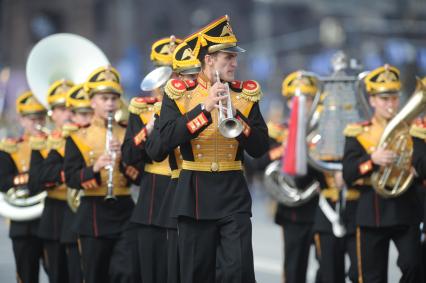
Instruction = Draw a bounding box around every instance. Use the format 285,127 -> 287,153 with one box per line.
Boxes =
159,74 -> 269,220
121,99 -> 171,227
0,136 -> 43,238
145,115 -> 181,229
64,117 -> 135,237
342,119 -> 422,227
411,122 -> 426,232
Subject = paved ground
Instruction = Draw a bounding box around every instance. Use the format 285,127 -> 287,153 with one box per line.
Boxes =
0,186 -> 402,283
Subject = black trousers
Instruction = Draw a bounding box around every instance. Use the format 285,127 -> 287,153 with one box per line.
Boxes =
79,233 -> 133,283
314,232 -> 357,283
65,243 -> 83,283
357,225 -> 423,283
12,236 -> 44,283
280,222 -> 314,283
167,229 -> 180,283
44,240 -> 69,283
137,225 -> 168,283
178,214 -> 255,283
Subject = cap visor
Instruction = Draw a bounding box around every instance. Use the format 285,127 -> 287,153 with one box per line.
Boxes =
221,45 -> 246,53
73,107 -> 93,113
180,67 -> 201,75
375,91 -> 400,98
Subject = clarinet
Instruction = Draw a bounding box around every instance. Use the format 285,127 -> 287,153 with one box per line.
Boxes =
104,111 -> 117,202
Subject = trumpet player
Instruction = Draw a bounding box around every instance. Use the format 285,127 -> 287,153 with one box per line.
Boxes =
142,41 -> 201,283
121,36 -> 180,283
29,80 -> 74,283
159,15 -> 269,283
0,91 -> 47,283
64,66 -> 137,283
342,64 -> 423,283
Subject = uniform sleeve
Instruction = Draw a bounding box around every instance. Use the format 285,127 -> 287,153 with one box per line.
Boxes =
235,102 -> 269,158
121,112 -> 150,166
247,138 -> 282,172
412,137 -> 426,180
145,115 -> 169,162
39,150 -> 64,189
0,151 -> 17,193
159,94 -> 213,151
342,136 -> 377,186
28,150 -> 45,194
64,137 -> 101,190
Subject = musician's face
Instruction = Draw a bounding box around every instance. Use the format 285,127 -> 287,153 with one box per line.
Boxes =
206,51 -> 238,82
20,114 -> 46,135
72,111 -> 93,127
370,94 -> 400,120
91,93 -> 120,120
51,105 -> 72,128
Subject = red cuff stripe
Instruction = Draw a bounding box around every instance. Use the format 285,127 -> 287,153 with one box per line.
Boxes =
359,160 -> 373,175
186,112 -> 208,134
134,127 -> 147,146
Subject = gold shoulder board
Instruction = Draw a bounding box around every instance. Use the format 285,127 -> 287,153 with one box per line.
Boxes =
240,80 -> 262,102
47,131 -> 65,150
129,97 -> 159,115
410,123 -> 426,139
343,123 -> 364,137
0,138 -> 18,153
29,136 -> 47,150
164,79 -> 187,100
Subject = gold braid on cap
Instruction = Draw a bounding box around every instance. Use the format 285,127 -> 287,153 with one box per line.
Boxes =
364,64 -> 401,95
16,91 -> 46,115
150,36 -> 183,66
282,71 -> 318,97
184,15 -> 238,58
172,42 -> 201,73
47,79 -> 74,107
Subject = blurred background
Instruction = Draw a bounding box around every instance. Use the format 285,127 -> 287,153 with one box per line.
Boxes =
1,0 -> 426,137
0,1 -> 421,281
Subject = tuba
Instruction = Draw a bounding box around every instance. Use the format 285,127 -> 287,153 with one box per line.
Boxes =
25,33 -> 109,213
264,160 -> 320,207
371,79 -> 426,198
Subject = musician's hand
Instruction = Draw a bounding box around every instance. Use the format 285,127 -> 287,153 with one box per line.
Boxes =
205,82 -> 227,112
371,147 -> 396,166
109,138 -> 121,153
93,154 -> 113,173
146,117 -> 155,135
334,171 -> 344,189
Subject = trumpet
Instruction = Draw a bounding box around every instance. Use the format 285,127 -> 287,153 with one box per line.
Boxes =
104,111 -> 117,202
215,70 -> 243,138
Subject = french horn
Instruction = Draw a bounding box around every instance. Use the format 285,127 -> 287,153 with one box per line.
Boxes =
371,79 -> 426,198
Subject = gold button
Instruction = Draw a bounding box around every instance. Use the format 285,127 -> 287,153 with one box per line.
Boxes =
229,144 -> 233,148
198,153 -> 203,158
196,144 -> 201,149
179,155 -> 183,160
211,162 -> 219,172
